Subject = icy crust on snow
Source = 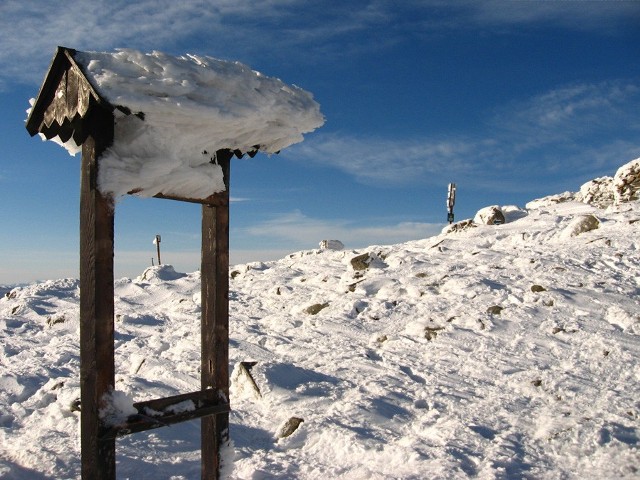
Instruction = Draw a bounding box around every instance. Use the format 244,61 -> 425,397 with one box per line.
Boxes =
1,162 -> 640,478
69,49 -> 323,199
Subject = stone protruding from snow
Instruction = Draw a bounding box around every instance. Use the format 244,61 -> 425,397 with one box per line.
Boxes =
442,219 -> 476,234
230,362 -> 261,400
350,253 -> 372,271
526,191 -> 576,210
474,206 -> 506,225
560,214 -> 600,239
304,302 -> 329,315
576,176 -> 615,208
319,240 -> 344,251
613,157 -> 640,204
277,417 -> 304,439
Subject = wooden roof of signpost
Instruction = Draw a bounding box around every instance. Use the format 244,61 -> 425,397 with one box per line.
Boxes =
26,46 -> 323,183
26,46 -> 245,206
26,47 -> 111,146
25,46 -> 240,480
26,46 -> 322,480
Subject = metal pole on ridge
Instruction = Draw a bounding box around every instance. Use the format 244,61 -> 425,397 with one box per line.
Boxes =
447,183 -> 457,224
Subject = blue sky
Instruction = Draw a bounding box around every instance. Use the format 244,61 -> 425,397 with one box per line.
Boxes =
1,1 -> 639,284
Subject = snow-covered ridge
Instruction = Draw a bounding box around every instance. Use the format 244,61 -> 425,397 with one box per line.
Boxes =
452,157 -> 640,233
1,159 -> 639,478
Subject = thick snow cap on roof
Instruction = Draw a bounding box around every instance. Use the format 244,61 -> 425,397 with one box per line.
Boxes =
72,49 -> 324,199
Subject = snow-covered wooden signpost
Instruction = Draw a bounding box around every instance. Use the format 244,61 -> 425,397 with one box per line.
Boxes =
25,46 -> 323,480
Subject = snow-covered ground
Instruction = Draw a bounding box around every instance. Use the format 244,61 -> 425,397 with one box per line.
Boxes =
1,163 -> 639,479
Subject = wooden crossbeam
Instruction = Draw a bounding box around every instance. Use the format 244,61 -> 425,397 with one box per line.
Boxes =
99,390 -> 231,440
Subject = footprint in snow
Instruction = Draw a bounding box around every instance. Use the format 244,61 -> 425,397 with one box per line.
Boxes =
399,365 -> 426,384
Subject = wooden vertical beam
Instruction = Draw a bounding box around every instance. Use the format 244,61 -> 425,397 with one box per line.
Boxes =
79,105 -> 115,480
201,151 -> 232,480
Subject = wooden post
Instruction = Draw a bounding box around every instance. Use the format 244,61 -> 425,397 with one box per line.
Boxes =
27,49 -> 243,480
79,105 -> 116,480
201,151 -> 231,479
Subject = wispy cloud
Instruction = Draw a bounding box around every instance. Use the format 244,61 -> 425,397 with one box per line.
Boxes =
286,133 -> 482,186
0,0 -> 394,87
460,0 -> 640,32
243,209 -> 442,250
2,1 -> 637,88
284,80 -> 640,189
492,81 -> 640,141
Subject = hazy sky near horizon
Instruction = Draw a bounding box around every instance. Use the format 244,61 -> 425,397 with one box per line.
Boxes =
1,0 -> 639,283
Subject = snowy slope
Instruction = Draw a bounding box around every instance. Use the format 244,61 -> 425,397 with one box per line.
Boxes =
1,165 -> 639,479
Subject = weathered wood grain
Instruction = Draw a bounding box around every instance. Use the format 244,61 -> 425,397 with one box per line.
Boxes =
79,105 -> 115,480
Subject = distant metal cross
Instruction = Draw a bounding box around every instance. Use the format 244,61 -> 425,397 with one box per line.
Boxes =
447,183 -> 457,224
154,234 -> 162,265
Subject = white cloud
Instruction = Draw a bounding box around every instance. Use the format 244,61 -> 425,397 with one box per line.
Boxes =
284,80 -> 640,188
493,81 -> 640,140
2,1 -> 637,88
464,0 -> 640,32
244,209 -> 442,250
287,133 -> 481,186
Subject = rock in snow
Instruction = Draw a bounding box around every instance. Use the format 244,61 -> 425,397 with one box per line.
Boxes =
473,205 -> 506,225
559,214 -> 601,239
614,157 -> 640,204
319,239 -> 344,251
1,158 -> 640,479
577,176 -> 615,208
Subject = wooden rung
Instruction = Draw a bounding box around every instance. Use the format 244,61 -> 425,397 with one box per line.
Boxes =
98,390 -> 230,440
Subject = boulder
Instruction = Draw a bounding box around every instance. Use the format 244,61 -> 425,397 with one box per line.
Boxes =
474,206 -> 506,225
526,191 -> 576,210
137,265 -> 187,282
304,302 -> 329,315
319,239 -> 344,251
576,176 -> 614,208
613,158 -> 640,204
350,253 -> 372,271
230,361 -> 261,400
560,214 -> 600,239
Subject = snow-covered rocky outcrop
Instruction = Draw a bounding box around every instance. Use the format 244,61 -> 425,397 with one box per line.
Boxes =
448,157 -> 640,235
